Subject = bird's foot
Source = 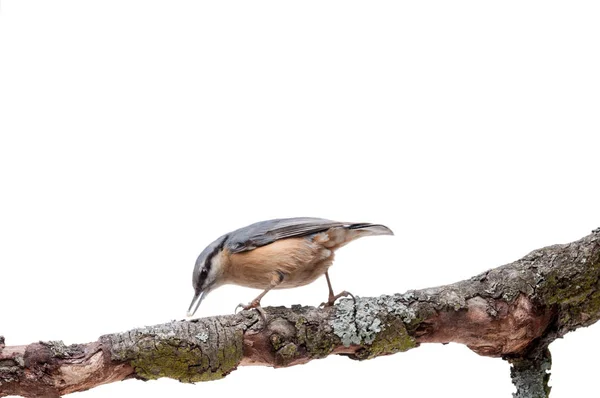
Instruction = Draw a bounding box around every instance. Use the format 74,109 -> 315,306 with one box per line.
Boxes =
319,290 -> 356,308
235,299 -> 261,312
235,300 -> 268,323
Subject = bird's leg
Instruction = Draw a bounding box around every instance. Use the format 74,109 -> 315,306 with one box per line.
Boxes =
235,271 -> 284,319
320,270 -> 355,307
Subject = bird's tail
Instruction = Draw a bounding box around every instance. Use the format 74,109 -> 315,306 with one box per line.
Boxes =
348,223 -> 394,236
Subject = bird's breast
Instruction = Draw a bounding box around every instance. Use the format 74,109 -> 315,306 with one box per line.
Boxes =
225,237 -> 334,289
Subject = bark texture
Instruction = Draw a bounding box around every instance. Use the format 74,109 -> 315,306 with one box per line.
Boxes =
1,230 -> 599,397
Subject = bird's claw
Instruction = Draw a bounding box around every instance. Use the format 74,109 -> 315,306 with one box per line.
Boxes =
234,303 -> 247,314
234,301 -> 268,323
235,299 -> 260,312
319,290 -> 356,308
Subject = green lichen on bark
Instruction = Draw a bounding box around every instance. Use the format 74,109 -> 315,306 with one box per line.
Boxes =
533,234 -> 600,332
261,306 -> 341,366
377,292 -> 431,333
131,339 -> 209,382
275,343 -> 298,363
537,245 -> 600,305
331,296 -> 418,360
331,297 -> 394,346
508,348 -> 552,398
352,317 -> 417,360
105,318 -> 245,383
129,337 -> 242,382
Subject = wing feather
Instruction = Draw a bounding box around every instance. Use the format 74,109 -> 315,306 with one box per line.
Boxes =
225,217 -> 348,253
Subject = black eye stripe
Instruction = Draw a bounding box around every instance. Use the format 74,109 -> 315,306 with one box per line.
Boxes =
198,235 -> 228,287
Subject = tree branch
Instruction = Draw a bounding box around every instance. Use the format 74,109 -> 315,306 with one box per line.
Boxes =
2,230 -> 599,397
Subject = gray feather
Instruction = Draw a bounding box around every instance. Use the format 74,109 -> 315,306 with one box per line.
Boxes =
225,217 -> 349,253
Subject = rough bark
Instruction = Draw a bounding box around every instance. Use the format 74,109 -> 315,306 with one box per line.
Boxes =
1,230 -> 599,398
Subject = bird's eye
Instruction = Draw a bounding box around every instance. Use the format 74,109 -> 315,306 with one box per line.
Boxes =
201,268 -> 208,275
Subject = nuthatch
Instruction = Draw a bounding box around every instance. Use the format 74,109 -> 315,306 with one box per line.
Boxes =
187,217 -> 393,317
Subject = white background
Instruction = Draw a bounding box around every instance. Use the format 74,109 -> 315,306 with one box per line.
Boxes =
1,1 -> 599,397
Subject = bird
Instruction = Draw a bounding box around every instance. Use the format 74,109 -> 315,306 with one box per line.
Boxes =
187,217 -> 393,317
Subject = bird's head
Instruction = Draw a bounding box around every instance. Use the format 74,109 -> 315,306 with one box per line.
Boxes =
187,235 -> 229,317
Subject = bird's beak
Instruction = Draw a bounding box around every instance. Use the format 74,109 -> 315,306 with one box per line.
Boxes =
187,289 -> 207,318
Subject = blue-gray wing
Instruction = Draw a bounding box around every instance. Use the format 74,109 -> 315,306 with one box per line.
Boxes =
225,217 -> 348,253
